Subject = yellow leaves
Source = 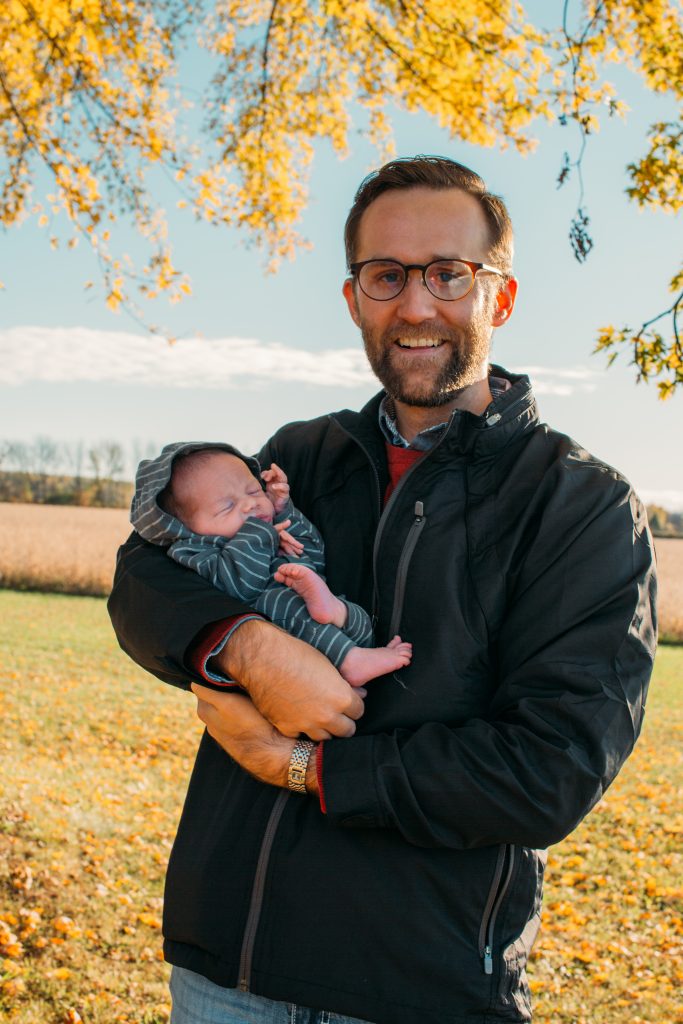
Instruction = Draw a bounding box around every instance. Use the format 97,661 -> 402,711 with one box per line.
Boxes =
106,276 -> 125,312
0,0 -> 681,388
137,912 -> 162,929
47,966 -> 72,979
53,916 -> 83,939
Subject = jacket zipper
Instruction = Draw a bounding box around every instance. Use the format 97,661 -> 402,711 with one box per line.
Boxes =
331,414 -> 455,626
327,421 -> 384,621
388,501 -> 427,638
235,405 -> 517,993
238,790 -> 289,991
478,844 -> 515,975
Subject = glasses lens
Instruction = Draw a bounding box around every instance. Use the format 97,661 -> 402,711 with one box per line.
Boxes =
358,261 -> 406,300
425,261 -> 473,300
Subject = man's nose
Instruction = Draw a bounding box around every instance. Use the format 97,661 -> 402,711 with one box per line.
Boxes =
394,270 -> 438,323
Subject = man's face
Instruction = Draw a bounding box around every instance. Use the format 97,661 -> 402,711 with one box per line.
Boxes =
342,187 -> 517,409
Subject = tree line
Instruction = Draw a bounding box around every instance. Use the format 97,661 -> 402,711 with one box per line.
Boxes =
647,505 -> 683,538
0,437 -> 153,508
1,437 -> 682,535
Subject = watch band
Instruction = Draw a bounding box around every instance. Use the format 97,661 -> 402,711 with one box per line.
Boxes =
288,739 -> 316,794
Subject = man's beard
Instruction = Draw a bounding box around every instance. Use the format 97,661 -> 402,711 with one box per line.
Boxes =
360,318 -> 493,408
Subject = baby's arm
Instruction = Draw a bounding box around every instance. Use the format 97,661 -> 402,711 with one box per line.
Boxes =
262,462 -> 326,571
277,504 -> 326,575
168,520 -> 279,603
274,519 -> 304,558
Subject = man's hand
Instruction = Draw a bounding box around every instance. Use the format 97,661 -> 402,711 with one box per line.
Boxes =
212,619 -> 365,740
192,684 -> 295,787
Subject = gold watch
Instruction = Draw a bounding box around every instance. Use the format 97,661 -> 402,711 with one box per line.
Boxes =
287,739 -> 316,794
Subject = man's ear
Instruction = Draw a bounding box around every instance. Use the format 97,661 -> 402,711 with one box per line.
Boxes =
491,277 -> 518,327
342,277 -> 361,327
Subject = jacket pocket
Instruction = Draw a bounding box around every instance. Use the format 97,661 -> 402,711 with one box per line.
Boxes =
478,843 -> 516,975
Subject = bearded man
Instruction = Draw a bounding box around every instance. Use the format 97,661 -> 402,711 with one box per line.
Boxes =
109,156 -> 656,1024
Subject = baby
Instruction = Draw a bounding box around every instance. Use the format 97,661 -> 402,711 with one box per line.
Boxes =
131,442 -> 411,687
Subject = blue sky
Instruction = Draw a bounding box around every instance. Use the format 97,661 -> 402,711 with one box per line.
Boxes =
1,35 -> 682,509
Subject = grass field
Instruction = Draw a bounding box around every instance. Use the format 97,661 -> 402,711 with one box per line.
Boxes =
0,502 -> 681,642
0,591 -> 681,1023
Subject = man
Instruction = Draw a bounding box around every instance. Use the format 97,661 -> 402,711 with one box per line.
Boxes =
108,157 -> 656,1024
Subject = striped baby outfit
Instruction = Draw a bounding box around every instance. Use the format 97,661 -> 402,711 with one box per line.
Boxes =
131,441 -> 372,670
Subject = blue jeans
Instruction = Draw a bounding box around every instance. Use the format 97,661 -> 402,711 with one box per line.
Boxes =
170,967 -> 374,1024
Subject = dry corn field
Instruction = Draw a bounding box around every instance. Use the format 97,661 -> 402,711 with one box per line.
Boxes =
0,503 -> 130,597
654,537 -> 683,642
0,502 -> 681,641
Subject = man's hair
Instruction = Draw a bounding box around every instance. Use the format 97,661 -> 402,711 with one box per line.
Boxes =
344,155 -> 514,276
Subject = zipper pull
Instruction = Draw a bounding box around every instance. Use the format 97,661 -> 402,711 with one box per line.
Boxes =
483,946 -> 493,975
414,500 -> 424,521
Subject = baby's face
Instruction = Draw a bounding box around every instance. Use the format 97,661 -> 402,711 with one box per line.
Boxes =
172,452 -> 275,539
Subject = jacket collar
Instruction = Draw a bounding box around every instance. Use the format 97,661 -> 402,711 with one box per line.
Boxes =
332,364 -> 539,463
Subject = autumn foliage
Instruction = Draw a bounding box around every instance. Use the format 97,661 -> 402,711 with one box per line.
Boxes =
0,1 -> 681,385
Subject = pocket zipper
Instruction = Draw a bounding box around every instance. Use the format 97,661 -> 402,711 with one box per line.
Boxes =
479,844 -> 515,975
388,501 -> 426,638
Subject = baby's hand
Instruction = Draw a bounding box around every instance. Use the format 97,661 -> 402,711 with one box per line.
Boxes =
274,520 -> 304,558
261,463 -> 290,515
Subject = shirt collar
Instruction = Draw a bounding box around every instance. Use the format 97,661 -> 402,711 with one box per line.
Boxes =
378,375 -> 511,450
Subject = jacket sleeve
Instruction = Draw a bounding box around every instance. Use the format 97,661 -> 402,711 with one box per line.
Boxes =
320,479 -> 657,850
107,531 -> 259,690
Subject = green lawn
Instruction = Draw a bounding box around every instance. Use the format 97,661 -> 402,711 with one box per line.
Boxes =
0,591 -> 681,1023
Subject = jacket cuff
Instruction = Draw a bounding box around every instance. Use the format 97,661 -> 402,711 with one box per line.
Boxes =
318,735 -> 384,828
316,742 -> 327,814
188,614 -> 265,685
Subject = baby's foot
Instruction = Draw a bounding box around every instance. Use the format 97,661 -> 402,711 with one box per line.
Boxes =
273,563 -> 347,629
340,636 -> 413,688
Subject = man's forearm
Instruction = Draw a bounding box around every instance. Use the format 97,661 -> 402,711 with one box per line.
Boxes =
192,684 -> 320,797
212,618 -> 365,740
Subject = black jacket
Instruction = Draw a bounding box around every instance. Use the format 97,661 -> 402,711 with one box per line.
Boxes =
108,368 -> 656,1023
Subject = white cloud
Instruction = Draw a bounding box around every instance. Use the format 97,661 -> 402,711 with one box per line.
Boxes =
0,325 -> 375,390
0,326 -> 600,397
516,365 -> 599,396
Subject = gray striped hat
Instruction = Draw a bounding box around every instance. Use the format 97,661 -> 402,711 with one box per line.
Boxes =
130,441 -> 262,547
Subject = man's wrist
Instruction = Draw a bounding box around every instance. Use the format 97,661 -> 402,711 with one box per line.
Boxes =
213,617 -> 270,687
305,743 -> 320,797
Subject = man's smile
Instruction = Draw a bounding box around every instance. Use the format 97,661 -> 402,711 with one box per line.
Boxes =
395,337 -> 445,349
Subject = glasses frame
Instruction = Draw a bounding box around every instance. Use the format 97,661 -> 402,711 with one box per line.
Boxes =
348,257 -> 504,302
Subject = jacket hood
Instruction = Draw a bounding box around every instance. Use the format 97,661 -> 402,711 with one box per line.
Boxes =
130,441 -> 261,547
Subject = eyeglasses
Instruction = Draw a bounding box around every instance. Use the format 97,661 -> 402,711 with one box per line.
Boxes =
348,258 -> 503,302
